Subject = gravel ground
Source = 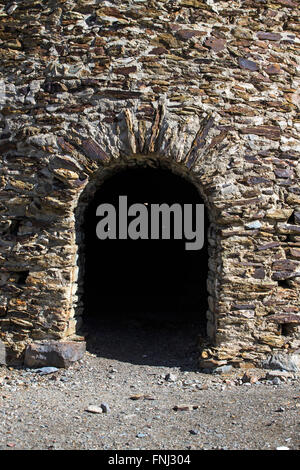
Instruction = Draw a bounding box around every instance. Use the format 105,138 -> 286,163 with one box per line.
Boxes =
1,317 -> 300,451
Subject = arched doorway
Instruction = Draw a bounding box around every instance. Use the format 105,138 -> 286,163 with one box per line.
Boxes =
80,164 -> 209,367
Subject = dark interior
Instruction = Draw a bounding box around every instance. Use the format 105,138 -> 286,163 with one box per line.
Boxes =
82,166 -> 209,329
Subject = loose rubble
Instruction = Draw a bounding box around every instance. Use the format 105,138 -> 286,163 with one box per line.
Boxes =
1,351 -> 299,450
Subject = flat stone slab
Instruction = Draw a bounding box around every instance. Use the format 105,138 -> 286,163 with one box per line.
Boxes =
24,340 -> 86,368
0,339 -> 6,365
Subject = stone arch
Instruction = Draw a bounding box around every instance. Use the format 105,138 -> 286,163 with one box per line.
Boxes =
1,103 -> 236,365
59,107 -> 230,361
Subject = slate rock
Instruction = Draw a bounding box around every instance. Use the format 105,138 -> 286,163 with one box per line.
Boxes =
262,353 -> 300,373
238,57 -> 259,72
35,367 -> 59,375
24,340 -> 86,368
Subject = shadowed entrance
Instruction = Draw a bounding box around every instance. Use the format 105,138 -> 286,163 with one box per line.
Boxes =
82,167 -> 209,367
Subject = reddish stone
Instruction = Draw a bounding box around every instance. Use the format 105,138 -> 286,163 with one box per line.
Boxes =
185,116 -> 214,167
97,6 -> 124,18
57,137 -> 75,154
266,314 -> 300,324
113,66 -> 137,75
265,100 -> 285,108
240,125 -> 281,140
272,259 -> 297,271
264,64 -> 281,75
290,248 -> 300,258
81,138 -> 109,161
99,90 -> 142,99
257,32 -> 282,41
275,0 -> 297,7
176,29 -> 205,40
149,47 -> 168,55
208,130 -> 228,149
226,105 -> 256,116
169,23 -> 181,32
282,306 -> 299,313
93,47 -> 105,55
204,37 -> 226,52
251,72 -> 272,83
24,341 -> 86,368
94,37 -> 105,46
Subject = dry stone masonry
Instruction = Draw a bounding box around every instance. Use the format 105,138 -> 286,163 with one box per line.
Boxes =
0,0 -> 300,368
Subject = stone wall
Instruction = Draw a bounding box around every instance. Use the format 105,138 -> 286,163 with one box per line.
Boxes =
0,0 -> 299,366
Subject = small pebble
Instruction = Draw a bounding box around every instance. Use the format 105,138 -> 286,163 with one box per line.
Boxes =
85,405 -> 103,414
272,377 -> 282,386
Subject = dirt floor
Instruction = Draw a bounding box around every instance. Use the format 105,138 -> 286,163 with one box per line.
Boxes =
1,317 -> 300,451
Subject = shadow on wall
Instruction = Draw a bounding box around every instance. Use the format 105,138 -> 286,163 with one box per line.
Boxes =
81,166 -> 209,369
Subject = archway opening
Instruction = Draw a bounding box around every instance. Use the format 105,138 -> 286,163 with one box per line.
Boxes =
81,165 -> 209,367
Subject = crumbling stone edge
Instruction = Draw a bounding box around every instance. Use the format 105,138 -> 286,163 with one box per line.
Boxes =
1,338 -> 300,374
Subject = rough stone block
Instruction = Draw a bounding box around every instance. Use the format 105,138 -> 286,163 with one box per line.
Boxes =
24,340 -> 86,368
